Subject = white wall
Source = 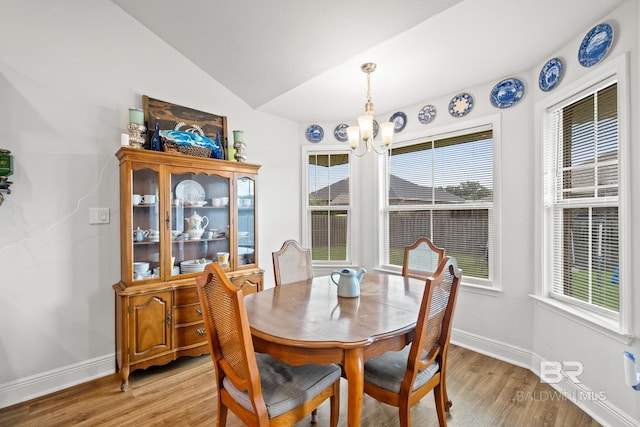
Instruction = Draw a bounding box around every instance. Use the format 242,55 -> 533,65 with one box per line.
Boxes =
529,1 -> 640,425
0,0 -> 299,407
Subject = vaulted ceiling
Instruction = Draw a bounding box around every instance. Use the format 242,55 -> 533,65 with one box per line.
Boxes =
113,0 -> 624,123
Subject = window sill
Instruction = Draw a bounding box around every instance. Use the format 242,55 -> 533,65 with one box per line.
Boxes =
529,294 -> 633,344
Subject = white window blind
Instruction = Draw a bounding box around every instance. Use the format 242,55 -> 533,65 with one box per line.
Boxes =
384,128 -> 493,283
307,153 -> 351,262
544,81 -> 620,315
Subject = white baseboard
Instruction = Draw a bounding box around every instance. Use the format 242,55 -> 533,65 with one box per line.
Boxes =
0,354 -> 115,410
451,329 -> 639,427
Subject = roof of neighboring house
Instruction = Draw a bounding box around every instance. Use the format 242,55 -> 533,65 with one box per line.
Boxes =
388,175 -> 465,203
309,175 -> 466,204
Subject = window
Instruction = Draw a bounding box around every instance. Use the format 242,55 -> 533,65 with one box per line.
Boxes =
304,150 -> 353,263
383,125 -> 495,285
543,79 -> 622,319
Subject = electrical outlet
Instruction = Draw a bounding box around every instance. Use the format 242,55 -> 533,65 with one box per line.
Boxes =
90,208 -> 110,224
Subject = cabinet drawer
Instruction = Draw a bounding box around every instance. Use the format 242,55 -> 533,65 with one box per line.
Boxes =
174,287 -> 199,306
231,273 -> 263,296
175,322 -> 208,348
173,303 -> 204,324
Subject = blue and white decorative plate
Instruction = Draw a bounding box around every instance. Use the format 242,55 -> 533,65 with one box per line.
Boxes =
305,124 -> 324,143
539,58 -> 563,92
490,78 -> 525,109
390,111 -> 407,133
418,105 -> 436,124
578,22 -> 614,67
448,93 -> 474,117
334,123 -> 349,142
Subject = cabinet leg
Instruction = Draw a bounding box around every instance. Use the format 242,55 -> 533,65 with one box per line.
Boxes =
120,367 -> 130,392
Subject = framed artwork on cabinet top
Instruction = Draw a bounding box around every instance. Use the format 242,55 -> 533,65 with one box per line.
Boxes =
142,95 -> 228,159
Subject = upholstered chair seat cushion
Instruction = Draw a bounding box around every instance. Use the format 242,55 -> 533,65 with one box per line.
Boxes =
364,345 -> 440,393
224,353 -> 342,418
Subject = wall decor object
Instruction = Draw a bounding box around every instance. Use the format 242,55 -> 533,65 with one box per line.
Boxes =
539,58 -> 564,92
578,22 -> 614,67
448,92 -> 474,117
418,105 -> 437,124
389,111 -> 407,133
334,123 -> 349,142
306,124 -> 324,143
142,96 -> 228,159
490,78 -> 525,109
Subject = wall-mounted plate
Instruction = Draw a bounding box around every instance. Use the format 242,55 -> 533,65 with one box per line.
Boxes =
578,22 -> 614,67
539,58 -> 563,92
418,105 -> 436,124
306,124 -> 324,143
448,93 -> 474,117
390,111 -> 407,133
334,123 -> 349,142
490,78 -> 525,109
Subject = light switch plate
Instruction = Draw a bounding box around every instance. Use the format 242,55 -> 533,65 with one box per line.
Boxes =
90,208 -> 110,224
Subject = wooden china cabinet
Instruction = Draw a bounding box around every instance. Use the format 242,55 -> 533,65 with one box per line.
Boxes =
113,147 -> 263,391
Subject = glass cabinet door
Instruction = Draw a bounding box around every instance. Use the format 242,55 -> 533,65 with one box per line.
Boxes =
169,171 -> 231,277
132,168 -> 160,281
236,176 -> 256,266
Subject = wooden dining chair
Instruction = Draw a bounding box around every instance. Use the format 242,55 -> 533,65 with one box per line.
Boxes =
363,256 -> 461,427
196,263 -> 341,426
272,239 -> 313,286
402,237 -> 446,280
271,239 -> 322,422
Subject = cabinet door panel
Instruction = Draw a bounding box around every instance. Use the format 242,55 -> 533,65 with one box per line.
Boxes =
169,169 -> 231,277
129,292 -> 172,360
131,167 -> 161,282
236,175 -> 257,268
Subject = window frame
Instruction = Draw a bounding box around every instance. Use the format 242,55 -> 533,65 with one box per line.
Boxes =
536,54 -> 632,339
378,115 -> 502,292
302,144 -> 359,267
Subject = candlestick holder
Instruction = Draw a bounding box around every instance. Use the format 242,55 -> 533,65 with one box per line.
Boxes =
233,130 -> 246,162
233,140 -> 246,162
127,123 -> 146,149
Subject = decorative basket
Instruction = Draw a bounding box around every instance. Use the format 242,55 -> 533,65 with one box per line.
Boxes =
161,123 -> 212,158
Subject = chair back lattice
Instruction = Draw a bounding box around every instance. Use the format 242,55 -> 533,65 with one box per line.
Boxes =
272,239 -> 313,285
411,257 -> 461,371
402,237 -> 446,280
196,263 -> 255,388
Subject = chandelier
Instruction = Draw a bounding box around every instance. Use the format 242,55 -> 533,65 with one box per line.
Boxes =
346,62 -> 394,157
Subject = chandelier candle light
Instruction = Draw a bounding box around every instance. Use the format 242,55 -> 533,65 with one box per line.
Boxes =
346,63 -> 394,156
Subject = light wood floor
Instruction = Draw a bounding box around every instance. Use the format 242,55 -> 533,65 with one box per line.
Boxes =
1,345 -> 600,427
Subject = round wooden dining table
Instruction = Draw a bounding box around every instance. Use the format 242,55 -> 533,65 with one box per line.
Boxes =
243,272 -> 426,427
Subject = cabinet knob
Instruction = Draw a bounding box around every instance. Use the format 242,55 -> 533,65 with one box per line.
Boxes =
196,308 -> 202,316
196,327 -> 206,336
